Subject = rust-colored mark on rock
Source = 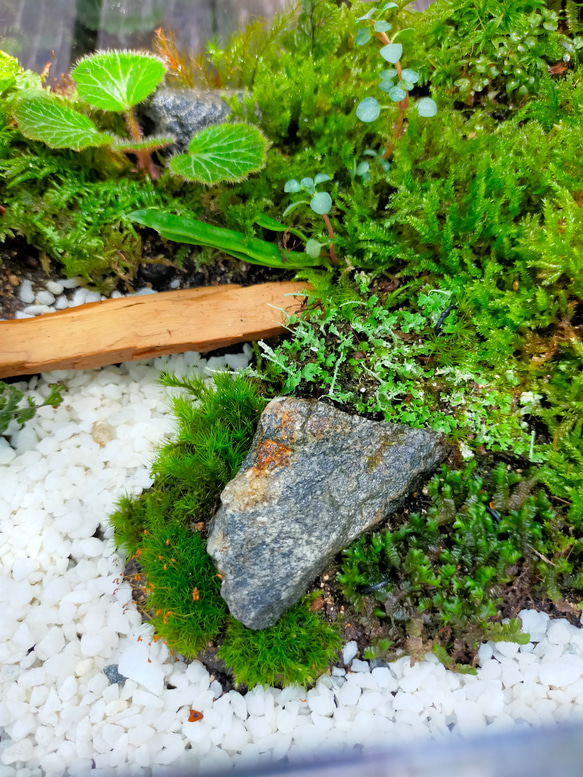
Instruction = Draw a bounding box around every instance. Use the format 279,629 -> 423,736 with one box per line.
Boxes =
253,438 -> 292,472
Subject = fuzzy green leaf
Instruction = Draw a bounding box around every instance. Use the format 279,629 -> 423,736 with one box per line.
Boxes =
169,123 -> 267,185
71,50 -> 166,112
379,43 -> 403,63
12,94 -> 112,150
356,96 -> 381,123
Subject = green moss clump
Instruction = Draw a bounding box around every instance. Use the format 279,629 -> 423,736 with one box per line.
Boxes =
110,371 -> 340,686
338,462 -> 583,668
218,595 -> 342,688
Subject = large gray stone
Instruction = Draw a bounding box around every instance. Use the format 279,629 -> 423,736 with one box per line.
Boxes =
207,398 -> 448,630
140,88 -> 233,152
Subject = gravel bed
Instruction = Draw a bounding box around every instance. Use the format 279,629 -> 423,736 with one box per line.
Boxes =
2,351 -> 583,776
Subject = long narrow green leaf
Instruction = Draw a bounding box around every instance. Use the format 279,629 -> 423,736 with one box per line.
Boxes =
13,94 -> 112,150
129,210 -> 318,269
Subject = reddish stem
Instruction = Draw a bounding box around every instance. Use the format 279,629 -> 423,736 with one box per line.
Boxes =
322,214 -> 338,265
124,108 -> 158,181
373,26 -> 409,159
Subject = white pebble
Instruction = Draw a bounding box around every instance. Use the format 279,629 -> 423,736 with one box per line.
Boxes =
36,290 -> 55,306
18,279 -> 35,303
343,641 -> 358,665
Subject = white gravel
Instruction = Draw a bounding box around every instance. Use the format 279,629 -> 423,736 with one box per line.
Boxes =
2,350 -> 583,775
6,277 -> 160,321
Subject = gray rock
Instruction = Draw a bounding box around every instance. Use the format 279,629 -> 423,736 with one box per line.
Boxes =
103,664 -> 126,685
140,88 -> 232,152
207,398 -> 448,630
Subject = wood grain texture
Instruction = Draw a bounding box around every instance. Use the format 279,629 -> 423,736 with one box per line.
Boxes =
0,282 -> 308,378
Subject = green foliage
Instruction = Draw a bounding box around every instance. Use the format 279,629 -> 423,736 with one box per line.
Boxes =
415,0 -> 581,102
169,123 -> 268,185
218,595 -> 341,688
256,286 -> 538,458
128,209 -> 319,269
338,463 -> 581,666
11,51 -> 173,178
71,51 -> 166,113
0,380 -> 64,437
0,163 -> 171,288
110,371 -> 339,685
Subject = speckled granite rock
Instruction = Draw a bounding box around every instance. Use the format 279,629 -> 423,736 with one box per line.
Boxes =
207,397 -> 448,629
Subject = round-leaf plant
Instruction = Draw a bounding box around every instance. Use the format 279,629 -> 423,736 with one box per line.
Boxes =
353,1 -> 437,157
283,173 -> 337,263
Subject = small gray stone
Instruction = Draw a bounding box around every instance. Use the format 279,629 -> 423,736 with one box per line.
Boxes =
207,398 -> 448,630
103,664 -> 126,685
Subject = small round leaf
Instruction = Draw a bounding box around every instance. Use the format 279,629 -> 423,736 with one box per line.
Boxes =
374,20 -> 392,32
314,173 -> 331,185
389,86 -> 407,102
355,161 -> 370,175
379,43 -> 403,63
300,177 -> 315,194
379,68 -> 398,80
401,68 -> 420,83
356,97 -> 381,123
284,179 -> 301,193
379,80 -> 395,93
305,239 -> 323,259
355,28 -> 372,46
310,192 -> 332,215
417,97 -> 437,117
398,79 -> 414,91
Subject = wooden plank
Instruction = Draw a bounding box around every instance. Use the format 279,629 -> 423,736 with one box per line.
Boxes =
0,281 -> 308,378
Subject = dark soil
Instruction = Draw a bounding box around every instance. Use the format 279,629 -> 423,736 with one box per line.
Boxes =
0,229 -> 296,320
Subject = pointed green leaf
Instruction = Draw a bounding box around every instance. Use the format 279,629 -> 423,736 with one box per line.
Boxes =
417,97 -> 437,117
310,192 -> 332,215
282,200 -> 310,218
111,134 -> 174,152
355,28 -> 372,45
356,96 -> 381,123
379,43 -> 403,63
128,210 -> 317,268
284,179 -> 302,193
356,9 -> 376,21
374,20 -> 392,32
13,94 -> 112,150
72,50 -> 166,112
170,123 -> 267,185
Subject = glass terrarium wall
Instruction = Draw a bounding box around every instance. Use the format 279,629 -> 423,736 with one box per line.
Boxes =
0,0 -> 433,83
0,0 -> 289,82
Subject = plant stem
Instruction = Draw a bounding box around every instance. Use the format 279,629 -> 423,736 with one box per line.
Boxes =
322,214 -> 338,265
124,108 -> 158,181
374,27 -> 410,159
